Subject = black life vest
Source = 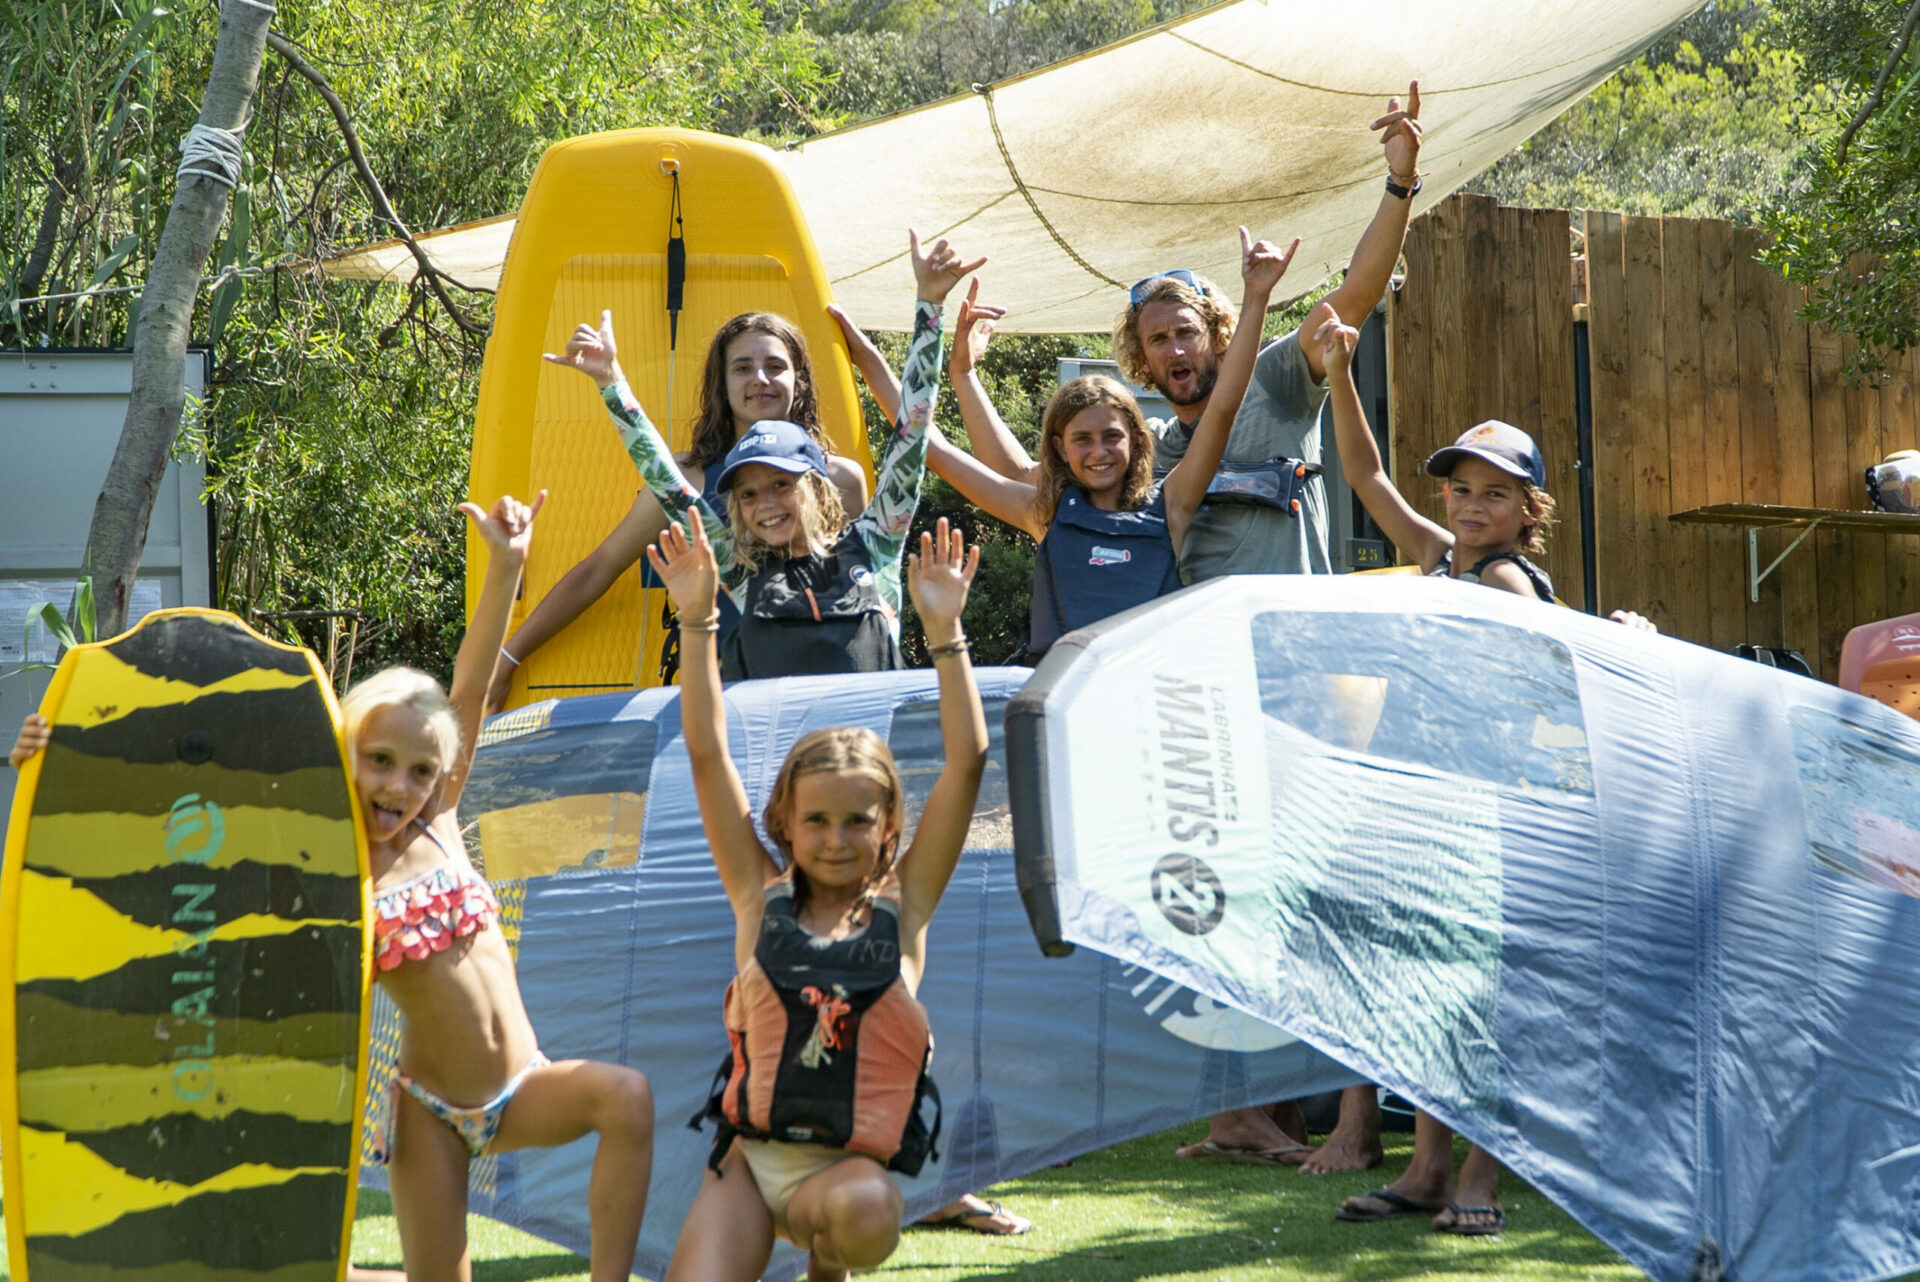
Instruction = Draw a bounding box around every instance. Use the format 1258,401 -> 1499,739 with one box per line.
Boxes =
1430,550 -> 1555,602
1030,486 -> 1184,656
720,526 -> 904,681
692,872 -> 941,1176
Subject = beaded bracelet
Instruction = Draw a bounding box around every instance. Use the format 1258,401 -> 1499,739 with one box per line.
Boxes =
927,637 -> 970,659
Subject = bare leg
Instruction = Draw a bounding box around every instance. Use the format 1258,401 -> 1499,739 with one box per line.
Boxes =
1336,1109 -> 1454,1220
1174,1105 -> 1312,1161
1299,1084 -> 1384,1174
492,1059 -> 655,1282
784,1155 -> 904,1273
1432,1144 -> 1504,1234
388,1091 -> 475,1282
348,1269 -> 407,1281
664,1144 -> 778,1282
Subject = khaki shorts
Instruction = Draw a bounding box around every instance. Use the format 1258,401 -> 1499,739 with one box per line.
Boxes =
735,1137 -> 895,1244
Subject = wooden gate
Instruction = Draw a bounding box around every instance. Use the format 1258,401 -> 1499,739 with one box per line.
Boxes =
1387,193 -> 1920,679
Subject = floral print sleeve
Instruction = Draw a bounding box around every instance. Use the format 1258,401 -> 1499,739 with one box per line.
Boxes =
855,299 -> 944,615
599,382 -> 748,603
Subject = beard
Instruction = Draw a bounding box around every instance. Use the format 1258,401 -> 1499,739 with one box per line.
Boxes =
1158,360 -> 1219,408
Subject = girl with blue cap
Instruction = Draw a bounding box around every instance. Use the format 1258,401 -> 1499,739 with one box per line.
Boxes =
543,232 -> 981,681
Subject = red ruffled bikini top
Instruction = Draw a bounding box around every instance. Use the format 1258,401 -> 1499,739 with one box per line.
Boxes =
372,822 -> 500,972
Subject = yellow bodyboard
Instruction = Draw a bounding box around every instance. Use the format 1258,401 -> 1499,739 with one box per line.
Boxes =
470,129 -> 870,708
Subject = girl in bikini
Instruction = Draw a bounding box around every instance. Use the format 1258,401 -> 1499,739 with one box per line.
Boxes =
539,231 -> 980,683
835,228 -> 1296,657
356,493 -> 654,1278
646,513 -> 988,1281
488,311 -> 870,708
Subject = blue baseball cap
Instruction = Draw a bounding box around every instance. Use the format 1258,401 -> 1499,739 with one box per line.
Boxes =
713,421 -> 830,492
1425,420 -> 1546,488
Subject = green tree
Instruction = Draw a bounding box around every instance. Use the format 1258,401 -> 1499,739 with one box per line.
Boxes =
1471,1 -> 1829,220
4,0 -> 823,679
1760,0 -> 1920,377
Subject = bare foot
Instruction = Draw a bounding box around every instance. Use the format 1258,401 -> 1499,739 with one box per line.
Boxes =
348,1270 -> 407,1282
1175,1106 -> 1309,1160
1268,1100 -> 1311,1148
1299,1086 -> 1384,1174
1431,1144 -> 1502,1234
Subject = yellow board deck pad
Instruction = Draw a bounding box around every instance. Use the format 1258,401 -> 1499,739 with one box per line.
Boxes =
469,128 -> 871,706
0,608 -> 371,1282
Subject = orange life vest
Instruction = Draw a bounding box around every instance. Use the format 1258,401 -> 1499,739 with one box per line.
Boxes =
693,870 -> 940,1175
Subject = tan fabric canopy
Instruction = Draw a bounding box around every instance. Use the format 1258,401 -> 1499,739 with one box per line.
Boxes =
323,0 -> 1704,333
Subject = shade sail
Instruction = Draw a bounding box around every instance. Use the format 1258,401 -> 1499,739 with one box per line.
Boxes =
1006,574 -> 1920,1282
322,0 -> 1705,332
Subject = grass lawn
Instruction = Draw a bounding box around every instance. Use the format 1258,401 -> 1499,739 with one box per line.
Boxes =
343,1126 -> 1647,1281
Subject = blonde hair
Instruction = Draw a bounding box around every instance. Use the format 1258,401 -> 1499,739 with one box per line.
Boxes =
764,727 -> 906,914
1111,275 -> 1237,388
1031,375 -> 1157,526
340,667 -> 460,776
728,469 -> 847,573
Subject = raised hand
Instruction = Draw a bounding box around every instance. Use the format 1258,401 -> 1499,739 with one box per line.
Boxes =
909,229 -> 987,306
1372,80 -> 1423,182
949,278 -> 1007,378
1312,308 -> 1359,375
542,310 -> 621,388
1240,226 -> 1301,299
646,517 -> 720,622
460,491 -> 547,565
906,517 -> 980,639
10,713 -> 50,772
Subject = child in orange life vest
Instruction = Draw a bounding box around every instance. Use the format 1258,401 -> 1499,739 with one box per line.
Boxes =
1316,317 -> 1649,1236
646,513 -> 988,1282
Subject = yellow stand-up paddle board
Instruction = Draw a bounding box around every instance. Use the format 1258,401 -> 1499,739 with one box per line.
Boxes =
472,128 -> 871,708
0,608 -> 371,1282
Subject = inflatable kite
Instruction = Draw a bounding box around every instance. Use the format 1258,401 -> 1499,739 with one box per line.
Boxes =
1007,574 -> 1920,1282
359,667 -> 1358,1281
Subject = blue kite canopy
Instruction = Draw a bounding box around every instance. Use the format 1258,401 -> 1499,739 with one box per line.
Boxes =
358,668 -> 1357,1281
1006,573 -> 1920,1282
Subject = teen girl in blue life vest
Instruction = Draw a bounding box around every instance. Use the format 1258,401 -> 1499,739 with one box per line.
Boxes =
644,512 -> 988,1282
490,311 -> 871,709
1316,316 -> 1650,1236
863,229 -> 1297,656
541,233 -> 980,683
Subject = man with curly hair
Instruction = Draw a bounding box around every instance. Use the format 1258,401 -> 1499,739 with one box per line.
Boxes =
1125,83 -> 1425,1176
1116,82 -> 1425,587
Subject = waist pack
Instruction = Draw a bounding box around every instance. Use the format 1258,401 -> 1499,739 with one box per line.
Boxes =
1159,456 -> 1322,515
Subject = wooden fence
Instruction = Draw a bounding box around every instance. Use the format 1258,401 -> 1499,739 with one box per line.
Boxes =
1386,193 -> 1920,680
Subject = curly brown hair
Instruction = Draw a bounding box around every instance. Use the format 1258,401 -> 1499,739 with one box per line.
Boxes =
1030,375 -> 1157,526
1110,275 -> 1237,389
764,726 -> 905,919
687,313 -> 827,470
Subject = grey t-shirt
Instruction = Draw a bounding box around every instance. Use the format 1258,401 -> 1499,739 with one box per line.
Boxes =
1149,330 -> 1332,582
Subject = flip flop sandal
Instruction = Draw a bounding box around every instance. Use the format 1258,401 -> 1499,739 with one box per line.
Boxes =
917,1200 -> 1033,1235
1434,1202 -> 1507,1236
1335,1189 -> 1448,1222
1174,1139 -> 1313,1165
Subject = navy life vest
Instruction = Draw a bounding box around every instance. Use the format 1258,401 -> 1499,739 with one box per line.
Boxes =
1430,550 -> 1555,602
1030,486 -> 1184,656
693,872 -> 941,1176
720,526 -> 904,681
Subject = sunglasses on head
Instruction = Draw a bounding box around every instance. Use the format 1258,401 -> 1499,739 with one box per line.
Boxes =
1128,269 -> 1204,311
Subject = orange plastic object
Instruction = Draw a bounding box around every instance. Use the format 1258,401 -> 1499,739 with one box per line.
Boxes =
1838,612 -> 1920,703
468,130 -> 870,708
